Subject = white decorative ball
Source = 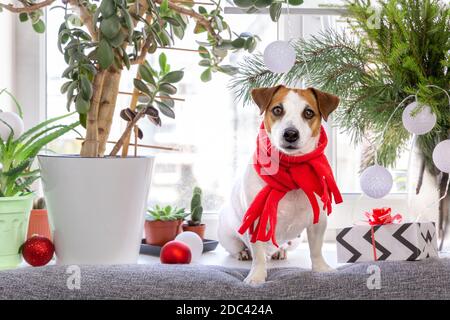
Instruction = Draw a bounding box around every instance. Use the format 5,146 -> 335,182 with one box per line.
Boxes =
263,41 -> 296,74
432,140 -> 450,173
402,101 -> 436,135
360,164 -> 393,199
0,111 -> 24,141
175,231 -> 203,262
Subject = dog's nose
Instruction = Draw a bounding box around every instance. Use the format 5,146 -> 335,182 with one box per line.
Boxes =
283,128 -> 299,143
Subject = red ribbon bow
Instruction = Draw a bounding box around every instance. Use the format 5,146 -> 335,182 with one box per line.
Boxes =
365,207 -> 402,226
364,207 -> 402,261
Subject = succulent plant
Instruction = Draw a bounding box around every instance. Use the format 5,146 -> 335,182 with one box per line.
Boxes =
188,186 -> 203,226
146,205 -> 188,221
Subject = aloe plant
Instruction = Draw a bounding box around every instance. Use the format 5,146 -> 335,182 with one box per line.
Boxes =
0,90 -> 80,197
146,205 -> 188,221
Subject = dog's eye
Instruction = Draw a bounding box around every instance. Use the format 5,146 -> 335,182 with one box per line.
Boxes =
272,105 -> 283,116
303,108 -> 315,120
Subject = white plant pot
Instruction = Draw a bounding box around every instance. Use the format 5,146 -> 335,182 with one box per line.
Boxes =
38,155 -> 155,265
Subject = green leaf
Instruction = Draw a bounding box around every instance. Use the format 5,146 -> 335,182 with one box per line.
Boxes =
60,81 -> 72,94
99,0 -> 116,18
75,96 -> 90,114
161,70 -> 184,83
108,32 -> 126,48
159,83 -> 177,95
138,64 -> 156,85
100,16 -> 121,39
80,75 -> 93,101
254,0 -> 272,8
32,20 -> 46,33
198,46 -> 210,58
218,65 -> 239,75
198,59 -> 211,67
133,78 -> 151,96
233,0 -> 254,8
194,22 -> 206,34
269,2 -> 282,22
160,0 -> 169,13
19,13 -> 28,22
231,38 -> 245,48
155,100 -> 175,119
79,113 -> 87,129
15,122 -> 80,163
288,0 -> 303,5
200,68 -> 212,82
198,6 -> 207,14
121,8 -> 134,42
164,17 -> 181,27
159,52 -> 167,71
97,39 -> 114,70
158,95 -> 174,108
2,160 -> 31,178
244,37 -> 257,52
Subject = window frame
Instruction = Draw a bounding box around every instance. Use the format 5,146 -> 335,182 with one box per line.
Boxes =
17,5 -> 410,228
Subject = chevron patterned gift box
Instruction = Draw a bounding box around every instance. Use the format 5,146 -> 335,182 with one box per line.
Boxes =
336,222 -> 438,263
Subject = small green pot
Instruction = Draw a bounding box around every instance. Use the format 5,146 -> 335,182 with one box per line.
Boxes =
0,194 -> 34,270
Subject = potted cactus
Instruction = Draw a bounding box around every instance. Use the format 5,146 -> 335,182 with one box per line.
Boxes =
182,187 -> 206,239
27,197 -> 52,241
144,205 -> 188,246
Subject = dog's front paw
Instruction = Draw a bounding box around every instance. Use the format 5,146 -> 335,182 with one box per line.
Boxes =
312,259 -> 335,273
244,269 -> 267,285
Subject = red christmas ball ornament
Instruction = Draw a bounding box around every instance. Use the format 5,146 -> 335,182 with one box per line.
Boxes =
160,240 -> 192,264
20,235 -> 55,267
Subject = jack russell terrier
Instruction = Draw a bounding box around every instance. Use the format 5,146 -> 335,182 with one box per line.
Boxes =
218,85 -> 343,285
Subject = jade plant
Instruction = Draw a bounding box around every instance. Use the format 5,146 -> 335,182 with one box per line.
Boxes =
187,186 -> 203,226
0,90 -> 79,197
146,204 -> 188,221
0,0 -> 308,158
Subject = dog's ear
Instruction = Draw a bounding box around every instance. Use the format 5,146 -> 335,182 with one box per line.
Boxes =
251,85 -> 285,115
307,87 -> 340,121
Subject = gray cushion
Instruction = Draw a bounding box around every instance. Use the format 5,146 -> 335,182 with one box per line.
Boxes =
1,258 -> 449,300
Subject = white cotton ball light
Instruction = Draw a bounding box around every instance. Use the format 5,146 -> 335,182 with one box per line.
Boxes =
432,140 -> 450,173
0,111 -> 24,141
402,101 -> 436,135
263,41 -> 296,74
360,164 -> 393,199
175,231 -> 203,262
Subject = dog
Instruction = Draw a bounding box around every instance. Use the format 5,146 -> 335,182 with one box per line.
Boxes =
218,85 -> 341,285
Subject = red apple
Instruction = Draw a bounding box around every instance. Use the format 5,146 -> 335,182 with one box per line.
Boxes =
160,240 -> 192,264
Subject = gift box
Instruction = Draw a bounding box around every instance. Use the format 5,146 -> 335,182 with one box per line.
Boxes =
336,208 -> 438,263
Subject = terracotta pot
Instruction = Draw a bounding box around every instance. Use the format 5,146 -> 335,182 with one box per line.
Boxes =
144,220 -> 183,246
182,223 -> 206,239
27,209 -> 52,241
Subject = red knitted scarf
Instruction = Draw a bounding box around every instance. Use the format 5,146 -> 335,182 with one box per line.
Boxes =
238,122 -> 343,247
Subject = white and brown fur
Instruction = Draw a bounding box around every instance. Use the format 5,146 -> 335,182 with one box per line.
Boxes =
218,85 -> 340,285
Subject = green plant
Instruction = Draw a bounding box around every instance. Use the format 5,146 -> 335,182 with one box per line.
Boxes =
146,205 -> 188,221
1,0 -> 303,158
0,89 -> 80,197
110,52 -> 183,155
230,0 -> 450,244
188,186 -> 203,226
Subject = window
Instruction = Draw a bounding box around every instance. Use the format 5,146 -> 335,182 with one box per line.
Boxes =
45,2 -> 408,218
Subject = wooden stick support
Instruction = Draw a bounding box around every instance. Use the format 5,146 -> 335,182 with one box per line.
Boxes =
118,91 -> 186,102
76,137 -> 180,152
